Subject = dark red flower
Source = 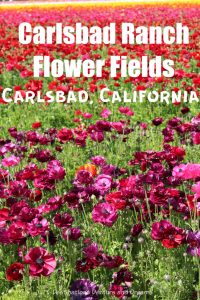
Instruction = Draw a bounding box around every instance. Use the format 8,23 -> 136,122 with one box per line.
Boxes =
6,262 -> 24,281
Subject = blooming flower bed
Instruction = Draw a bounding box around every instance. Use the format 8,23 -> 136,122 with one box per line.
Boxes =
0,2 -> 199,300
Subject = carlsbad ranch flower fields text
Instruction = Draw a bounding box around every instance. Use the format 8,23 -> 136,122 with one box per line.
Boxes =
18,22 -> 189,79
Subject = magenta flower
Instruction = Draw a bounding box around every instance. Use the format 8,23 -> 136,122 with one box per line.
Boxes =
192,132 -> 200,145
173,164 -> 200,180
27,217 -> 49,237
47,160 -> 66,181
6,262 -> 24,281
186,231 -> 200,257
62,227 -> 81,241
100,108 -> 112,118
90,131 -> 104,143
94,174 -> 112,195
192,182 -> 200,199
91,156 -> 106,166
2,155 -> 20,167
24,247 -> 56,277
119,106 -> 134,117
83,243 -> 99,259
54,212 -> 74,228
92,203 -> 118,227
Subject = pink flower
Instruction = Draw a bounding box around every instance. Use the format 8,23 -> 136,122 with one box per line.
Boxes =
94,174 -> 112,195
119,106 -> 134,117
100,108 -> 112,118
47,160 -> 66,181
92,203 -> 118,227
82,112 -> 93,119
24,247 -> 56,277
173,164 -> 200,180
193,132 -> 200,145
27,217 -> 49,237
62,227 -> 81,241
2,155 -> 20,167
192,182 -> 200,199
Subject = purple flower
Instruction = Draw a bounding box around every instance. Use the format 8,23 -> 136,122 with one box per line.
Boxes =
62,228 -> 81,241
90,131 -> 104,143
101,164 -> 117,176
70,279 -> 99,300
83,243 -> 99,259
76,170 -> 93,185
94,174 -> 112,195
92,203 -> 118,227
100,108 -> 112,118
91,156 -> 106,166
186,231 -> 200,257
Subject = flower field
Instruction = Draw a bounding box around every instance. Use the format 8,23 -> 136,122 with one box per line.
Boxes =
0,1 -> 199,300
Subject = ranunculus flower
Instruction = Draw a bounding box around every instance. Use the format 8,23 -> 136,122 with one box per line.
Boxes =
76,164 -> 97,177
2,155 -> 20,167
105,191 -> 127,210
100,108 -> 112,118
24,247 -> 56,277
131,223 -> 143,237
152,117 -> 163,126
193,132 -> 200,145
91,156 -> 106,166
62,227 -> 81,241
192,182 -> 200,199
83,243 -> 99,259
173,164 -> 200,180
186,231 -> 200,257
27,217 -> 49,237
47,160 -> 66,181
92,203 -> 118,227
90,131 -> 104,143
119,106 -> 134,117
70,279 -> 99,300
32,122 -> 42,129
151,220 -> 186,249
94,174 -> 112,195
54,212 -> 74,228
6,262 -> 24,281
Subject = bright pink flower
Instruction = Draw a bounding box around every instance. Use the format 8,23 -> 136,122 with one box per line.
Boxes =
27,217 -> 49,237
100,108 -> 112,118
173,164 -> 200,180
47,160 -> 66,181
192,182 -> 200,199
2,155 -> 20,167
193,132 -> 200,145
82,112 -> 92,119
94,174 -> 112,195
119,106 -> 134,117
24,247 -> 56,277
92,203 -> 118,227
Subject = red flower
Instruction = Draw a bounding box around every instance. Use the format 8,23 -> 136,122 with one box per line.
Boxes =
24,247 -> 56,277
6,262 -> 24,281
151,220 -> 186,249
32,122 -> 42,129
105,191 -> 127,210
